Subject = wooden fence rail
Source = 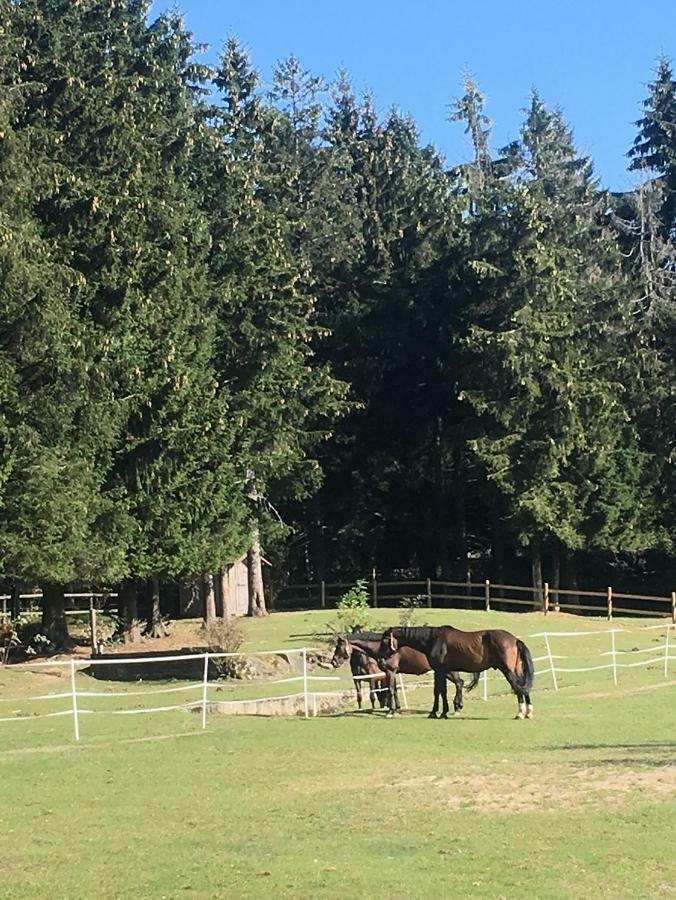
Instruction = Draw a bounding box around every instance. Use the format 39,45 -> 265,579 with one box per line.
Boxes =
275,578 -> 676,623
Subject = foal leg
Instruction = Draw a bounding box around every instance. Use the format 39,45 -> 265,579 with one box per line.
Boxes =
354,678 -> 363,710
385,670 -> 398,718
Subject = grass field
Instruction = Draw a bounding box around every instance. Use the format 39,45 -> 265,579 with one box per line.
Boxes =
2,608 -> 675,899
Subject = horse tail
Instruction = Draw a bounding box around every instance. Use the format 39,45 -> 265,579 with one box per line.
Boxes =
515,640 -> 534,694
464,672 -> 482,692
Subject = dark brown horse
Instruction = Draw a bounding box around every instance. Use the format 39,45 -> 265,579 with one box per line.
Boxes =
378,626 -> 534,720
330,633 -> 479,713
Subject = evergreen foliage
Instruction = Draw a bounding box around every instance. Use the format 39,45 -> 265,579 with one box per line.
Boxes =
0,5 -> 673,632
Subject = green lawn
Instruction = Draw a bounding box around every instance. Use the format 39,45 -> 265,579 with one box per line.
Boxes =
1,609 -> 675,899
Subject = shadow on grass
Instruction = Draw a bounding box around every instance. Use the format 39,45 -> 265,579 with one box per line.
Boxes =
553,740 -> 676,768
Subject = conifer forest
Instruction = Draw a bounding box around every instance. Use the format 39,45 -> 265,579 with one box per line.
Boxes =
1,1 -> 675,642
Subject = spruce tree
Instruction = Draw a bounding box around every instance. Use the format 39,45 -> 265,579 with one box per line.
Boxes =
462,94 -> 658,597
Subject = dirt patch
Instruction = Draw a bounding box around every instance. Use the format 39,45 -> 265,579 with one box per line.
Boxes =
386,765 -> 676,813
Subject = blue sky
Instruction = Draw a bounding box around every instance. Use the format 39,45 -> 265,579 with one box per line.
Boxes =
151,0 -> 675,192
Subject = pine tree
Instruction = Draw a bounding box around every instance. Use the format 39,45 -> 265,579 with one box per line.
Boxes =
203,39 -> 347,613
14,2 -> 248,638
463,93 -> 658,598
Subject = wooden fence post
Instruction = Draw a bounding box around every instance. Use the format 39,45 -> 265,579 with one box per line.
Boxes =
320,580 -> 326,609
484,580 -> 490,612
671,592 -> 675,624
607,586 -> 613,621
543,582 -> 549,616
371,568 -> 378,608
426,578 -> 432,609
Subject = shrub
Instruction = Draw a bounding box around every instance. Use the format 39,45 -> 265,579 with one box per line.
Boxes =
201,617 -> 246,678
329,579 -> 372,635
398,596 -> 425,628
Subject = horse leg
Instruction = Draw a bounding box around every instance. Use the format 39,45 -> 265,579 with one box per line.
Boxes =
385,670 -> 399,718
447,672 -> 464,712
428,670 -> 440,719
524,691 -> 534,719
499,666 -> 527,719
369,675 -> 379,710
438,669 -> 450,719
354,678 -> 363,710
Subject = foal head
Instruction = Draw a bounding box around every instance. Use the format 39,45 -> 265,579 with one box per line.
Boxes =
329,635 -> 352,668
378,628 -> 399,661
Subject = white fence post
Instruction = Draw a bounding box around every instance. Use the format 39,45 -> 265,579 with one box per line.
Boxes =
70,658 -> 80,742
664,625 -> 671,680
611,630 -> 618,686
544,633 -> 558,691
397,672 -> 408,710
482,669 -> 488,701
201,653 -> 209,729
302,648 -> 309,719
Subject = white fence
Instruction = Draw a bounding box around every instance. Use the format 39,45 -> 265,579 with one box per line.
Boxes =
2,623 -> 675,742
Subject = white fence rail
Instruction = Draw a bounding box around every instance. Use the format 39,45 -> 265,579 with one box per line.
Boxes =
2,624 -> 676,742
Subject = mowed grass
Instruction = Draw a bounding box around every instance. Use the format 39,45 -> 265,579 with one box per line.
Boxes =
1,609 -> 675,899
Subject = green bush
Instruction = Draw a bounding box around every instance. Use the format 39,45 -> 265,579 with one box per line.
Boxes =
330,579 -> 372,634
398,595 -> 424,628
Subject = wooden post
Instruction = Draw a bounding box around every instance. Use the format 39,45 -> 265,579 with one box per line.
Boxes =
371,568 -> 378,608
89,597 -> 98,655
320,580 -> 326,609
484,580 -> 490,612
671,592 -> 675,624
607,586 -> 613,621
543,582 -> 549,616
426,578 -> 432,609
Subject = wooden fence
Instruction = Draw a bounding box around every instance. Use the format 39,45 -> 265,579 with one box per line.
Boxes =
273,576 -> 676,622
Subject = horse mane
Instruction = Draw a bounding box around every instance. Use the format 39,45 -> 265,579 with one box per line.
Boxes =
346,631 -> 383,642
391,626 -> 441,646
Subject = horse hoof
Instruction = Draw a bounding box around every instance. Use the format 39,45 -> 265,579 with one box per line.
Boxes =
525,707 -> 534,719
428,712 -> 438,719
440,713 -> 449,720
515,712 -> 525,720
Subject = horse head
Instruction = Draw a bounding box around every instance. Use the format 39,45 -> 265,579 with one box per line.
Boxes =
329,634 -> 352,668
378,628 -> 398,661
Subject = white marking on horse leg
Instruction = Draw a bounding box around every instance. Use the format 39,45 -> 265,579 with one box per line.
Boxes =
515,701 -> 526,720
525,704 -> 534,719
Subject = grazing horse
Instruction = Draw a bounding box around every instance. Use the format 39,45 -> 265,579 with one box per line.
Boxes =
378,626 -> 534,720
330,633 -> 479,713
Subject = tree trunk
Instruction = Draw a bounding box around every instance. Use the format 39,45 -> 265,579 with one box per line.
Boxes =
309,493 -> 326,582
565,549 -> 580,607
551,544 -> 561,612
41,583 -> 70,649
219,567 -> 231,620
531,536 -> 544,609
147,575 -> 168,638
434,421 -> 451,579
119,579 -> 142,644
452,444 -> 472,603
10,579 -> 21,620
247,524 -> 267,617
203,573 -> 216,624
491,506 -> 505,586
